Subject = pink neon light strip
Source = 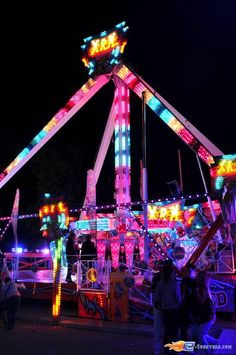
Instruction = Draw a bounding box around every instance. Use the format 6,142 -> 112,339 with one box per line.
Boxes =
0,76 -> 110,188
114,64 -> 214,165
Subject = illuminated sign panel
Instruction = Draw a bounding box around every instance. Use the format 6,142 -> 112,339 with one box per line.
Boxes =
81,21 -> 128,76
147,202 -> 197,228
39,201 -> 69,237
88,32 -> 120,57
76,218 -> 115,231
210,154 -> 236,192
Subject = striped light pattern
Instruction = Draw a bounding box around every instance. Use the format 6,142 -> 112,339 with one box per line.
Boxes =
96,240 -> 106,267
50,235 -> 67,268
110,240 -> 120,268
52,237 -> 62,322
0,219 -> 12,241
0,78 -> 98,184
214,176 -> 224,191
114,80 -> 131,204
114,64 -> 214,166
38,202 -> 69,323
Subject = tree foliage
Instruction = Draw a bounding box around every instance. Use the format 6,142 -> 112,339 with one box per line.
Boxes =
32,143 -> 86,208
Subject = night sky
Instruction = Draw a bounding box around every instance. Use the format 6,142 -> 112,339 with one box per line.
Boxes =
0,1 -> 236,246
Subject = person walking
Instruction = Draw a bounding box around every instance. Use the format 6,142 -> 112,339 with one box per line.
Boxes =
3,277 -> 22,330
0,278 -> 7,328
192,271 -> 218,354
154,260 -> 181,355
0,249 -> 5,277
152,260 -> 164,355
180,263 -> 197,340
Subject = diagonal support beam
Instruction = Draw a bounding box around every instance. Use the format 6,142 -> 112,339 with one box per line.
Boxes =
80,98 -> 116,220
114,63 -> 223,165
185,213 -> 223,266
93,98 -> 116,184
0,74 -> 111,190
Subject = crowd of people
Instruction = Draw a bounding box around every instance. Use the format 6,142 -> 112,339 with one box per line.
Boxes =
152,260 -> 218,355
0,250 -> 24,330
0,237 -> 219,348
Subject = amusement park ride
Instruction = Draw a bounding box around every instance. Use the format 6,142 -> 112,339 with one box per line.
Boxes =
0,22 -> 236,322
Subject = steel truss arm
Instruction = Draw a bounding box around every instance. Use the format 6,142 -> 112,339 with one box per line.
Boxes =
93,98 -> 116,184
114,63 -> 223,165
0,74 -> 111,190
79,98 -> 116,220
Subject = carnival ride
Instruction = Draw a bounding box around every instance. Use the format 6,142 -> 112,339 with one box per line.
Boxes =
0,21 -> 235,321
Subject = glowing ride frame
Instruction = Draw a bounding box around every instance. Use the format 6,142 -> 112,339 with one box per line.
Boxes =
0,21 -> 227,267
0,20 -> 223,189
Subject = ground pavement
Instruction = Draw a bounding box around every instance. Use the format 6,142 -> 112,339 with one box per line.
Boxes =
0,300 -> 236,355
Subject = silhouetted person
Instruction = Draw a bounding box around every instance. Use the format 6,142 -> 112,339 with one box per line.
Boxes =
81,234 -> 97,283
65,231 -> 76,283
154,260 -> 181,355
0,250 -> 5,276
105,241 -> 112,261
192,271 -> 218,353
3,277 -> 22,330
152,260 -> 164,355
0,278 -> 7,328
133,244 -> 140,267
180,263 -> 197,339
118,244 -> 126,269
81,234 -> 97,261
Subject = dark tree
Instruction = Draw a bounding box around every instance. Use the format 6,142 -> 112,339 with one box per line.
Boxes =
32,143 -> 87,208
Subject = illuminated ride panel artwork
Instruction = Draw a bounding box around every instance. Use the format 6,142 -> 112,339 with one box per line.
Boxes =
142,200 -> 212,268
73,199 -> 222,270
211,154 -> 236,193
39,201 -> 70,238
81,21 -> 128,76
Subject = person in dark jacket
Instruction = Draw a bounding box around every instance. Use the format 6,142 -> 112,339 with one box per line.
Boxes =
0,278 -> 7,327
191,271 -> 218,353
154,260 -> 181,355
152,260 -> 164,355
80,234 -> 97,282
180,263 -> 197,339
0,250 -> 5,276
81,234 -> 97,261
3,277 -> 24,330
65,231 -> 77,283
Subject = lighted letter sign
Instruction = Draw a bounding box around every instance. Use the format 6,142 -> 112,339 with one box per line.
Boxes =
148,202 -> 182,222
147,202 -> 197,228
81,21 -> 128,76
39,201 -> 69,238
89,32 -> 120,57
210,154 -> 236,193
